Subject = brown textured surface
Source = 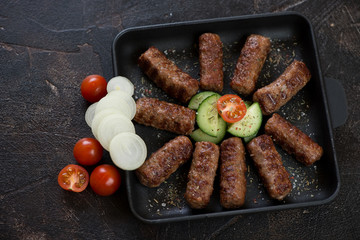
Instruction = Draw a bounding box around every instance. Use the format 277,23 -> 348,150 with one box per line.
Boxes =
138,46 -> 199,103
134,97 -> 196,135
199,33 -> 224,92
247,135 -> 292,200
1,0 -> 359,239
265,113 -> 323,165
184,142 -> 220,209
136,136 -> 193,187
219,137 -> 247,208
253,60 -> 311,115
230,34 -> 270,95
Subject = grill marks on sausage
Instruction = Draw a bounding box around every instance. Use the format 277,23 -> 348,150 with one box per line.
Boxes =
134,97 -> 196,135
247,135 -> 292,201
184,142 -> 220,209
230,34 -> 271,96
136,136 -> 193,188
138,46 -> 199,103
220,137 -> 247,208
253,60 -> 311,115
199,33 -> 224,92
265,113 -> 323,166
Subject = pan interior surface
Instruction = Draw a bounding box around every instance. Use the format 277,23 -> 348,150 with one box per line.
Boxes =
112,13 -> 339,223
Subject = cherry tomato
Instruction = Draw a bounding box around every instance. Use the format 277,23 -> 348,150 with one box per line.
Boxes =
90,164 -> 121,196
217,94 -> 247,123
58,164 -> 89,192
73,138 -> 103,166
80,75 -> 107,102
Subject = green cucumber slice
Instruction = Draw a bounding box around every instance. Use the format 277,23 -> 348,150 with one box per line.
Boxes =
244,101 -> 252,108
243,130 -> 259,143
188,91 -> 216,110
196,94 -> 221,137
227,102 -> 262,138
190,117 -> 227,144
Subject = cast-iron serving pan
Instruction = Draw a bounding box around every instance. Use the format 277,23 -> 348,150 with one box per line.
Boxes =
112,12 -> 347,223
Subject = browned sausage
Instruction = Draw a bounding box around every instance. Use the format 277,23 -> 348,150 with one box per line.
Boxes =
265,113 -> 323,166
134,97 -> 196,135
230,34 -> 271,95
138,46 -> 199,103
253,60 -> 311,115
247,135 -> 292,200
219,137 -> 247,208
184,142 -> 220,209
135,136 -> 193,187
199,33 -> 223,92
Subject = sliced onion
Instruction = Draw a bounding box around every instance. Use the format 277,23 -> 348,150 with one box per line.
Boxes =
108,90 -> 136,116
109,132 -> 147,171
91,108 -> 124,139
96,113 -> 135,151
95,94 -> 135,120
106,76 -> 134,96
84,102 -> 98,127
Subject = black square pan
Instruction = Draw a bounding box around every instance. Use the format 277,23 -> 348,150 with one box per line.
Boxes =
112,12 -> 340,223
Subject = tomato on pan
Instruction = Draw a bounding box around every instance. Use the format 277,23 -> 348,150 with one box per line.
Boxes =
73,138 -> 103,166
81,75 -> 107,102
58,164 -> 89,192
90,164 -> 121,196
217,94 -> 247,123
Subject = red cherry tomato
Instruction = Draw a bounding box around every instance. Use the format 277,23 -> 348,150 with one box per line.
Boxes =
90,164 -> 121,196
58,164 -> 89,192
80,75 -> 107,102
73,138 -> 103,166
217,94 -> 247,123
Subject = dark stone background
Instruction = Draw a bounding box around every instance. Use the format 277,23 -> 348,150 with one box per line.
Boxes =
0,1 -> 359,239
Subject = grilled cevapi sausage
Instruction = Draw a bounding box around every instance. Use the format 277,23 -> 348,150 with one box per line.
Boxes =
136,136 -> 193,188
247,135 -> 292,201
184,141 -> 220,209
134,97 -> 196,135
199,33 -> 223,92
265,113 -> 323,166
230,34 -> 271,96
138,46 -> 199,103
220,137 -> 247,208
253,60 -> 311,115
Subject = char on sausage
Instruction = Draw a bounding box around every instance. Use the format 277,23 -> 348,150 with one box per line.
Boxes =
220,137 -> 247,208
230,34 -> 271,96
138,46 -> 199,103
184,141 -> 220,209
253,60 -> 311,115
199,33 -> 223,92
134,97 -> 196,135
247,135 -> 292,200
265,113 -> 323,166
136,136 -> 193,187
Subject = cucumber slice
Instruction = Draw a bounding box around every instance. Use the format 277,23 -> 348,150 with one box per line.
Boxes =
196,94 -> 221,137
190,117 -> 227,144
188,91 -> 216,110
244,101 -> 252,108
227,102 -> 262,138
243,130 -> 259,143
